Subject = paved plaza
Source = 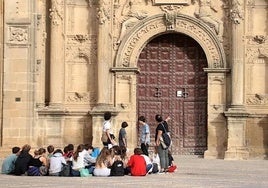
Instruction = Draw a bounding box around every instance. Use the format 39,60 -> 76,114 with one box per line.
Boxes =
0,155 -> 268,188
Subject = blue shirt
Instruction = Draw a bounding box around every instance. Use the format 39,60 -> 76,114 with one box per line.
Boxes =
140,123 -> 150,144
1,154 -> 18,174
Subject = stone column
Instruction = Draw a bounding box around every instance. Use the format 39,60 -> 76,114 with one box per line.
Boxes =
49,0 -> 64,108
96,0 -> 113,106
91,0 -> 115,147
204,68 -> 229,159
224,0 -> 249,159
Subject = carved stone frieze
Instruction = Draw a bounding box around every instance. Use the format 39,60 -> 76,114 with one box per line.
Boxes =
66,92 -> 97,103
246,94 -> 268,105
7,26 -> 28,45
153,0 -> 190,5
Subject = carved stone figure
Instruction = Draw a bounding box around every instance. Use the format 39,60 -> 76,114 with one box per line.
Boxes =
194,0 -> 223,41
117,0 -> 148,44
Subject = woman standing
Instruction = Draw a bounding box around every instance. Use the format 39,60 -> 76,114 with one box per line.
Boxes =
155,114 -> 171,173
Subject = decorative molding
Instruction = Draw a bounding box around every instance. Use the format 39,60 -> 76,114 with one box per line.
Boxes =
153,0 -> 190,5
116,14 -> 226,69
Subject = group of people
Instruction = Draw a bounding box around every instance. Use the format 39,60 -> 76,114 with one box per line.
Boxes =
101,112 -> 177,175
1,112 -> 177,177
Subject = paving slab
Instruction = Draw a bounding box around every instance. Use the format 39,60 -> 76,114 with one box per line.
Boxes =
0,155 -> 267,188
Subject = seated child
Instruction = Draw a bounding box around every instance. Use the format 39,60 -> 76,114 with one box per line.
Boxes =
127,148 -> 146,176
1,146 -> 20,174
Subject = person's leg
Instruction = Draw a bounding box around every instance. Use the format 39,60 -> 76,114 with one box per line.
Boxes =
163,149 -> 169,171
141,143 -> 148,156
157,145 -> 165,172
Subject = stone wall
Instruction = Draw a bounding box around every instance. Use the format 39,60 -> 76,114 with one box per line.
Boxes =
0,0 -> 267,159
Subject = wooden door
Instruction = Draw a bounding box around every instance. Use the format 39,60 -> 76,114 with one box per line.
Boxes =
137,33 -> 208,155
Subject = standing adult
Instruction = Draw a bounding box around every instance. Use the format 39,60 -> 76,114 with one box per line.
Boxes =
118,121 -> 128,148
155,114 -> 171,173
101,112 -> 116,148
138,116 -> 150,156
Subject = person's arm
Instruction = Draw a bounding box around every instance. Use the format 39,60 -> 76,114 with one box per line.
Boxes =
156,129 -> 163,146
165,116 -> 171,122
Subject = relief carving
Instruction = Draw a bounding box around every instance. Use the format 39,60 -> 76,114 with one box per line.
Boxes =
230,0 -> 244,24
66,35 -> 97,62
97,0 -> 111,24
117,0 -> 148,44
66,92 -> 97,103
49,0 -> 63,26
160,5 -> 182,31
194,0 -> 223,41
246,94 -> 268,105
8,26 -> 28,45
246,48 -> 259,63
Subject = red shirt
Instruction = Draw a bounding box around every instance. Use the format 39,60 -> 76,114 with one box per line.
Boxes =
127,155 -> 146,176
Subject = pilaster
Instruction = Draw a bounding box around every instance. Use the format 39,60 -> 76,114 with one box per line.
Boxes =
224,0 -> 249,159
49,0 -> 64,108
204,68 -> 229,159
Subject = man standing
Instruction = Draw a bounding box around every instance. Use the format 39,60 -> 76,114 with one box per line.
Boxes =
138,116 -> 150,156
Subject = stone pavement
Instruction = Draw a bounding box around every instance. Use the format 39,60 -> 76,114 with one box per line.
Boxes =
0,155 -> 268,188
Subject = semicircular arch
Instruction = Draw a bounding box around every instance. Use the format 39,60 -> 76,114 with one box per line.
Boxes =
115,14 -> 226,69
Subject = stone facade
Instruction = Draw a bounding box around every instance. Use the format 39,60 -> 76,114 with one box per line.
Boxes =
0,0 -> 267,159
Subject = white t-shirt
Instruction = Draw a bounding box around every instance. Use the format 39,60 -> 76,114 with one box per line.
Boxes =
103,120 -> 113,134
71,150 -> 87,170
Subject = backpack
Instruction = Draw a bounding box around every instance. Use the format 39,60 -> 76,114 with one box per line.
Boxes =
110,160 -> 124,176
161,123 -> 171,149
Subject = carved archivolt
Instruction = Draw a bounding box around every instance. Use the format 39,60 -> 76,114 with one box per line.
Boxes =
115,14 -> 226,69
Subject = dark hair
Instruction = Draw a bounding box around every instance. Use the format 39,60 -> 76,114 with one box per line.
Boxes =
73,144 -> 84,161
104,112 -> 112,121
53,149 -> 63,155
112,145 -> 122,155
63,146 -> 69,153
12,147 -> 20,154
67,144 -> 74,151
134,148 -> 143,155
47,145 -> 54,153
155,114 -> 163,122
21,144 -> 31,153
138,116 -> 146,122
38,148 -> 46,155
121,121 -> 128,128
84,144 -> 93,150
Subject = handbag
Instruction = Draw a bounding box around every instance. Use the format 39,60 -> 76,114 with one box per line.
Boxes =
101,132 -> 108,142
160,123 -> 171,149
79,168 -> 91,177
